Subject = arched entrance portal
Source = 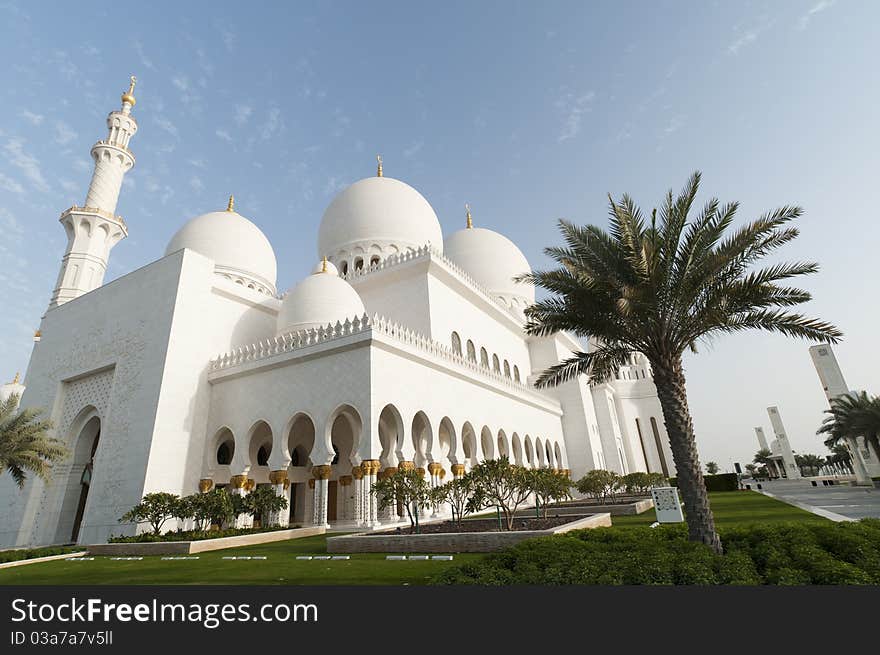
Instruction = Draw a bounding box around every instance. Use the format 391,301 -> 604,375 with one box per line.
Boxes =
56,410 -> 101,544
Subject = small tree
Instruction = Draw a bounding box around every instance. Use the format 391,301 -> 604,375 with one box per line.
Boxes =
119,492 -> 181,535
172,494 -> 195,530
0,393 -> 67,488
575,469 -> 621,504
244,485 -> 288,527
646,472 -> 668,489
372,468 -> 431,532
190,488 -> 235,530
706,462 -> 720,475
622,471 -> 650,494
745,463 -> 758,477
432,475 -> 475,529
465,457 -> 532,530
530,468 -> 573,517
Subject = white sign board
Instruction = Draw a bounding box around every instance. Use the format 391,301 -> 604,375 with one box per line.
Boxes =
651,487 -> 684,523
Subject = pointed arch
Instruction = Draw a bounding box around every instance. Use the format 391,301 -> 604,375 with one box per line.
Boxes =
378,404 -> 405,467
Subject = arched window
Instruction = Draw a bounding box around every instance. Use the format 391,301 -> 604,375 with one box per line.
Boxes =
503,360 -> 511,378
217,441 -> 233,465
257,445 -> 270,466
354,257 -> 364,271
480,348 -> 489,368
451,332 -> 462,356
513,365 -> 520,382
370,255 -> 380,267
466,340 -> 476,362
340,261 -> 349,276
492,354 -> 500,373
331,444 -> 340,465
290,448 -> 300,467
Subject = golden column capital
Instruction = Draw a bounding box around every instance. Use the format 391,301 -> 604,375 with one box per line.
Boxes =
308,478 -> 316,489
269,469 -> 289,485
399,461 -> 415,471
339,475 -> 353,486
451,464 -> 466,477
312,465 -> 332,480
351,465 -> 364,480
363,459 -> 381,474
230,474 -> 248,489
382,466 -> 398,478
438,468 -> 447,480
416,467 -> 426,478
245,479 -> 256,492
198,478 -> 214,493
283,479 -> 291,490
427,462 -> 443,476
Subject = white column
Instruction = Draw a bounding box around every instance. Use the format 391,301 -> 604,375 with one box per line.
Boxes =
230,475 -> 249,528
352,466 -> 365,526
312,465 -> 331,528
365,460 -> 380,526
269,470 -> 289,527
305,479 -> 315,526
767,407 -> 801,480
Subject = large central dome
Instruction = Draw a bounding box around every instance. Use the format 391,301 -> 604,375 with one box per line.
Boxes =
318,175 -> 443,275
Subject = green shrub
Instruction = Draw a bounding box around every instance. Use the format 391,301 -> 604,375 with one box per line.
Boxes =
107,524 -> 294,543
0,545 -> 82,564
431,520 -> 880,585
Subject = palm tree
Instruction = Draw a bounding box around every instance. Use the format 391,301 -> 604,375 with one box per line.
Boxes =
0,393 -> 66,487
520,172 -> 841,554
817,391 -> 880,464
753,448 -> 776,478
828,443 -> 853,474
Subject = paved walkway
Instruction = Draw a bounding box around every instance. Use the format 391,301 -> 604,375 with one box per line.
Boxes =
754,479 -> 880,521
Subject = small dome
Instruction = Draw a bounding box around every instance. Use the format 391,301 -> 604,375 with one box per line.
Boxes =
318,176 -> 443,266
166,207 -> 277,295
444,226 -> 534,304
311,259 -> 339,276
277,263 -> 366,335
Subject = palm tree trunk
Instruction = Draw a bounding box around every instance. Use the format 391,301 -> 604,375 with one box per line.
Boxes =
650,353 -> 723,554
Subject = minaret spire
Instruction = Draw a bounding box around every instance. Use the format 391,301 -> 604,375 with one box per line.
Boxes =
465,203 -> 473,229
227,195 -> 235,212
48,77 -> 138,309
376,154 -> 383,177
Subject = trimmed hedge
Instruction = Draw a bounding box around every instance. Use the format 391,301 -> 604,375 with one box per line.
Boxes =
0,545 -> 83,564
107,525 -> 297,543
431,519 -> 880,585
668,473 -> 739,492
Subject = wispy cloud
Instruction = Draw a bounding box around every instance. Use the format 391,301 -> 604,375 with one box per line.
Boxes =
216,129 -> 233,143
60,178 -> 79,193
0,172 -> 25,194
728,17 -> 774,55
661,115 -> 686,136
234,105 -> 253,125
797,0 -> 835,30
54,121 -> 77,145
188,158 -> 206,168
154,116 -> 179,139
172,75 -> 190,92
189,176 -> 204,192
133,40 -> 156,71
21,110 -> 44,126
403,140 -> 424,158
556,91 -> 595,142
3,138 -> 48,192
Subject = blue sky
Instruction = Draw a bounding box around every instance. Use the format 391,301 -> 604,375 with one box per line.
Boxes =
2,0 -> 877,469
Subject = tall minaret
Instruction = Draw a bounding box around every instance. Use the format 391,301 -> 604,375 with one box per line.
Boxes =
48,76 -> 139,309
767,406 -> 801,479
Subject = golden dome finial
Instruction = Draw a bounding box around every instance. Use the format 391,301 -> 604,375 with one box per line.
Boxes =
376,154 -> 383,177
465,203 -> 473,229
321,256 -> 328,273
12,372 -> 20,384
226,195 -> 235,212
121,75 -> 137,107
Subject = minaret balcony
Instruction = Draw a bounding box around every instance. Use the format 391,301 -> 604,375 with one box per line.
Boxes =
59,205 -> 127,231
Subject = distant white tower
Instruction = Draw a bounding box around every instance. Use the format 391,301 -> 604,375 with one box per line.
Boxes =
808,343 -> 875,484
767,406 -> 801,479
0,372 -> 26,409
754,427 -> 769,451
48,77 -> 138,309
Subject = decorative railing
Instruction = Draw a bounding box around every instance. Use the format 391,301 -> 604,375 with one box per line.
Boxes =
208,313 -> 541,397
340,244 -> 526,322
61,205 -> 126,227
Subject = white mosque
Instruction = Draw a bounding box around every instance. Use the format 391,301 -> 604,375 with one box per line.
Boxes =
0,80 -> 675,547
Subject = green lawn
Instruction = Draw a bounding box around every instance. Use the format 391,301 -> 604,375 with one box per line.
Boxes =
0,534 -> 484,586
0,492 -> 826,585
609,490 -> 830,529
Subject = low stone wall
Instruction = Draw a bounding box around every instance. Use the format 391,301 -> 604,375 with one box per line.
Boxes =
0,551 -> 88,570
536,498 -> 654,516
326,514 -> 611,554
87,526 -> 325,556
